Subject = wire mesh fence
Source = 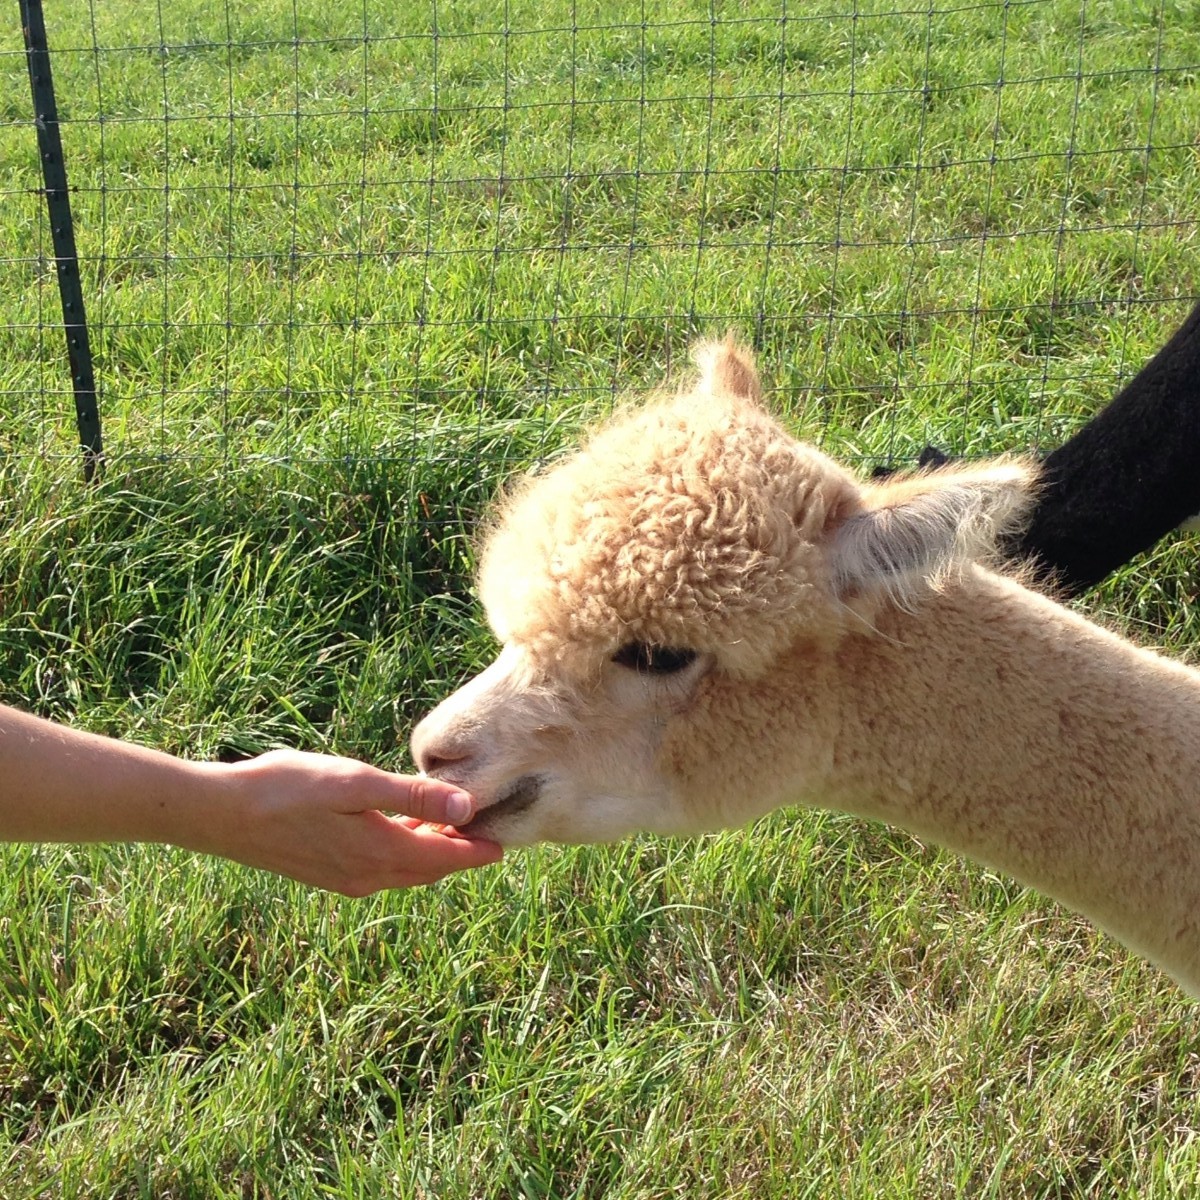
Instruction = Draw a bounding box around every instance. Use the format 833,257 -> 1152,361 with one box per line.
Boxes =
2,0 -> 1197,472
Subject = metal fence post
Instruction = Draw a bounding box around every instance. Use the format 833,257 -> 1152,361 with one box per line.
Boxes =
20,0 -> 103,480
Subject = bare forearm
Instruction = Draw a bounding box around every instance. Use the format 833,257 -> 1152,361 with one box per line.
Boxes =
0,704 -> 212,846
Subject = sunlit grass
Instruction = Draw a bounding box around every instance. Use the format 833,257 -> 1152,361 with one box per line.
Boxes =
1,2 -> 1199,1197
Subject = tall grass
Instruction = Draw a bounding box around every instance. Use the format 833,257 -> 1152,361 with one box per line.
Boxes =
1,2 -> 1199,1196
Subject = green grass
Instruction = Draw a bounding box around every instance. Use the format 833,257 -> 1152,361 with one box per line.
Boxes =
1,1 -> 1200,1196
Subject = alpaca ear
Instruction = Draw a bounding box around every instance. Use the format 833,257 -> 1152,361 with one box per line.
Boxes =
690,336 -> 762,403
828,461 -> 1035,605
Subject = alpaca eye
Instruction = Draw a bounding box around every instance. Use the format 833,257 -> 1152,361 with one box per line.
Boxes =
611,642 -> 698,675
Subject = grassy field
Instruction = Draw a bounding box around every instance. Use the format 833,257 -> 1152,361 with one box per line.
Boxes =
1,1 -> 1199,1196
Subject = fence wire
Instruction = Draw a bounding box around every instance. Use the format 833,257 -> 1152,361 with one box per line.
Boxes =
1,0 -> 1197,470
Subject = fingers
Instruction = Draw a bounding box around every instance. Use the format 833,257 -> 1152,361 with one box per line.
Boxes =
336,810 -> 503,895
315,759 -> 475,825
388,775 -> 475,826
382,817 -> 504,869
405,823 -> 505,868
326,835 -> 503,895
394,816 -> 480,838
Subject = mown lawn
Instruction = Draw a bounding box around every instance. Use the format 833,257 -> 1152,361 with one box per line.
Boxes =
0,1 -> 1199,1196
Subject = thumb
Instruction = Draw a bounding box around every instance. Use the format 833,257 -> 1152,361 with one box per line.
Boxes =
395,776 -> 475,826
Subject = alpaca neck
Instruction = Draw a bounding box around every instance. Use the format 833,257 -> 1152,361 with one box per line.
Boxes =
823,571 -> 1200,995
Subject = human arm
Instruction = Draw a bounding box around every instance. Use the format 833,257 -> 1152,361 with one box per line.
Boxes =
0,703 -> 502,894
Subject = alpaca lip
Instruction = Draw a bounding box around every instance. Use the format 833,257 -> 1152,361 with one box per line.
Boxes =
456,774 -> 542,832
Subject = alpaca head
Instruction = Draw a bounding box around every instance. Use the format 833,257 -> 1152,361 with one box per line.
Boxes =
412,339 -> 1034,845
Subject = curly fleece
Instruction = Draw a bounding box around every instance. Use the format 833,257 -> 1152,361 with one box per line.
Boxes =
478,341 -> 860,675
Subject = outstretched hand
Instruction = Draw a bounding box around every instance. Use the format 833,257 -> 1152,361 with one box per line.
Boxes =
0,704 -> 502,896
204,749 -> 504,895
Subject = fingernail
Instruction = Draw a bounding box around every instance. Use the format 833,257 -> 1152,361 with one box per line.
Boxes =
445,791 -> 473,825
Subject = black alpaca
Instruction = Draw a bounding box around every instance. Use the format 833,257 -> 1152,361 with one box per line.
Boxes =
1011,298 -> 1200,595
876,299 -> 1200,596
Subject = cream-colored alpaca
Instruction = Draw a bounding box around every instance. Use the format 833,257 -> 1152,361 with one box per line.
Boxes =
412,340 -> 1200,995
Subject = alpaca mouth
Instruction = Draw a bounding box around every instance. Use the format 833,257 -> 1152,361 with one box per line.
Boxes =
456,774 -> 542,834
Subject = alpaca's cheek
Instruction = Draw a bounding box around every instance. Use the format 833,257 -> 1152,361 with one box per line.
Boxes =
654,684 -> 825,833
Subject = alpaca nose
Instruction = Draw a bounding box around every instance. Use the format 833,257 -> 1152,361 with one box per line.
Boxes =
416,745 -> 470,779
411,715 -> 477,781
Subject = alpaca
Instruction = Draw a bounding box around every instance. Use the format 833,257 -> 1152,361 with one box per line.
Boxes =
1012,297 -> 1200,591
412,339 -> 1200,995
877,297 -> 1200,595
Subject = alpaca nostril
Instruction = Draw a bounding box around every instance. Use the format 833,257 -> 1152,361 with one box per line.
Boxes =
411,716 -> 478,780
418,749 -> 471,779
412,705 -> 487,782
